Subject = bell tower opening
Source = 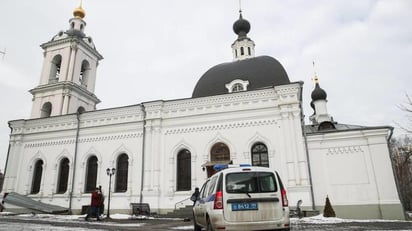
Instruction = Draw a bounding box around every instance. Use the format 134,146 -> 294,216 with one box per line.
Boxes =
49,55 -> 62,83
40,102 -> 52,118
79,60 -> 90,87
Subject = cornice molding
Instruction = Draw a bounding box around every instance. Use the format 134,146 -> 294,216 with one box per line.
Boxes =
149,85 -> 300,120
41,37 -> 103,60
9,106 -> 144,135
24,132 -> 142,149
30,81 -> 100,104
165,119 -> 277,135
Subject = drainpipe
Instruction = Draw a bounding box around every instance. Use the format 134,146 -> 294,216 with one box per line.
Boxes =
139,104 -> 147,204
299,81 -> 316,210
69,111 -> 81,214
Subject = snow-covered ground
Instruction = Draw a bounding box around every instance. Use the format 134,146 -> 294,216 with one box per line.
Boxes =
291,214 -> 410,224
0,212 -> 411,231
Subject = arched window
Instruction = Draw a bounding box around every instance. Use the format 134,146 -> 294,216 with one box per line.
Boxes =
79,60 -> 90,87
31,160 -> 44,194
115,154 -> 129,192
248,47 -> 251,55
41,102 -> 52,118
232,83 -> 244,92
176,149 -> 191,191
77,106 -> 85,114
57,158 -> 70,194
85,156 -> 98,193
49,55 -> 62,83
251,143 -> 269,167
240,47 -> 244,55
211,142 -> 230,161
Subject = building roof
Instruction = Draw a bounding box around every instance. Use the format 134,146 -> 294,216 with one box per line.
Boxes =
304,123 -> 392,135
192,55 -> 290,98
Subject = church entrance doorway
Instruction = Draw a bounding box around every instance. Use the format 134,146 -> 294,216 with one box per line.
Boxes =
203,142 -> 232,177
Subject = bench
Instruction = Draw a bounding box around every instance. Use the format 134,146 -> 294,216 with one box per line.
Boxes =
131,203 -> 150,216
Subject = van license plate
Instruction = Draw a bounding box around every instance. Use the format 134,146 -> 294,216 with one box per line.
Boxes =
231,202 -> 258,211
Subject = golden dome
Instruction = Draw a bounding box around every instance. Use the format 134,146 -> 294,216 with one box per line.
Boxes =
73,5 -> 86,19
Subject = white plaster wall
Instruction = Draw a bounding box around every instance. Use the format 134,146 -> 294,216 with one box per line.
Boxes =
307,129 -> 401,208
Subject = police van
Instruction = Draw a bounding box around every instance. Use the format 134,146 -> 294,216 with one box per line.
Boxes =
193,164 -> 290,231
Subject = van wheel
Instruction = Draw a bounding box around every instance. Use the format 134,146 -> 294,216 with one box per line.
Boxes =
206,216 -> 214,231
193,213 -> 201,231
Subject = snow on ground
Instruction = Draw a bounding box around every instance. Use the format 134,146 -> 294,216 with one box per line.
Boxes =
1,212 -> 410,227
291,214 -> 410,224
170,226 -> 194,230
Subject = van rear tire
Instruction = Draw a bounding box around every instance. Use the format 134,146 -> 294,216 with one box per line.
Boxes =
193,213 -> 202,231
206,216 -> 214,231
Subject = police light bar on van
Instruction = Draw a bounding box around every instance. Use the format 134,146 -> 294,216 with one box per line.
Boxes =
213,164 -> 251,171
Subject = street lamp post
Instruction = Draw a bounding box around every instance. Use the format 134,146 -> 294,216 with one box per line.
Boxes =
106,167 -> 115,219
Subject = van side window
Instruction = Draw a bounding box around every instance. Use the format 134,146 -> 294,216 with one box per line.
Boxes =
200,180 -> 209,198
207,176 -> 218,196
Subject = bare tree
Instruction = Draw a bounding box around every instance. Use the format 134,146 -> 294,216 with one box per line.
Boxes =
396,93 -> 412,133
391,94 -> 412,212
391,136 -> 412,212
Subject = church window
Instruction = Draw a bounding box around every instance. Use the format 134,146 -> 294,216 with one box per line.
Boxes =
248,47 -> 251,55
31,159 -> 44,194
85,155 -> 98,193
40,102 -> 52,118
115,154 -> 129,192
176,149 -> 191,191
225,79 -> 249,93
211,142 -> 230,162
77,107 -> 85,114
232,83 -> 244,92
57,158 -> 70,194
251,143 -> 269,167
49,55 -> 62,83
79,60 -> 90,88
240,47 -> 244,55
71,22 -> 74,29
80,24 -> 84,31
235,49 -> 238,57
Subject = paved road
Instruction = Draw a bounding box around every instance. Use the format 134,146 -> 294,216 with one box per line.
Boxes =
0,215 -> 411,230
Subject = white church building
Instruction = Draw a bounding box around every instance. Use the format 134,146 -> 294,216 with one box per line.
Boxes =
2,5 -> 405,219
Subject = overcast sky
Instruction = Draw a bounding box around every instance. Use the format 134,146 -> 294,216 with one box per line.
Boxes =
0,0 -> 411,172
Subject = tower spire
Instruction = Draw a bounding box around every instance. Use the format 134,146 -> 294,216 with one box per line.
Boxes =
73,0 -> 86,19
231,5 -> 255,61
309,62 -> 332,125
313,61 -> 319,84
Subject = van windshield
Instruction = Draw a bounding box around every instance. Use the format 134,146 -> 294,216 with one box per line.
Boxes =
226,172 -> 277,193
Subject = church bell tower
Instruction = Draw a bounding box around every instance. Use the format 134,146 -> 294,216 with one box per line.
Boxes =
29,4 -> 103,118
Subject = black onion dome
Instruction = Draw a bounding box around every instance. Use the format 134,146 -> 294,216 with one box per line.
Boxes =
192,55 -> 290,98
311,83 -> 327,101
233,13 -> 251,37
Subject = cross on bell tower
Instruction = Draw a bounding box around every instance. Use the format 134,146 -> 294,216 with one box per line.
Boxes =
30,3 -> 103,118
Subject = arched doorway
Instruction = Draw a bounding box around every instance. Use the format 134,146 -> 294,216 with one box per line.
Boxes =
204,142 -> 231,177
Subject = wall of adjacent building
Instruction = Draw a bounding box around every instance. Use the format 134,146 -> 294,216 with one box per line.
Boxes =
306,128 -> 404,219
